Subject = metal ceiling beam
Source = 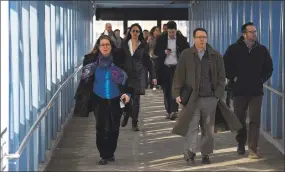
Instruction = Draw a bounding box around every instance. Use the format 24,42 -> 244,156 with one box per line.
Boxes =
93,0 -> 189,8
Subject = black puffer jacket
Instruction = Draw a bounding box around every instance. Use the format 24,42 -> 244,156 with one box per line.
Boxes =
223,36 -> 273,96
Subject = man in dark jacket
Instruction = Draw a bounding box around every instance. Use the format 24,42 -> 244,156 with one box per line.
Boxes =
154,21 -> 189,120
223,22 -> 273,159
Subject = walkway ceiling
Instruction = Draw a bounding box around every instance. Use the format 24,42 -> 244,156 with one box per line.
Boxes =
93,0 -> 190,20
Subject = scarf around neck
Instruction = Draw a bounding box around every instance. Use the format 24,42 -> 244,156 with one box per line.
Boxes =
81,53 -> 127,85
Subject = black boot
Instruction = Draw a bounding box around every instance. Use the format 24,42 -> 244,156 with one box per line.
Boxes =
98,158 -> 108,165
106,156 -> 115,162
132,121 -> 139,131
201,155 -> 211,164
237,143 -> 245,155
121,115 -> 129,127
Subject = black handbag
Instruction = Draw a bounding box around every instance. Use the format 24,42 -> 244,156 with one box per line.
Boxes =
180,86 -> 193,106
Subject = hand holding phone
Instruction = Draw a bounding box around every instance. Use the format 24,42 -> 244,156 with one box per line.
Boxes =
120,94 -> 130,104
120,99 -> 125,108
165,49 -> 171,55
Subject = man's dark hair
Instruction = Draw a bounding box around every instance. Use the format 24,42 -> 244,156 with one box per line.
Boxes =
114,29 -> 120,32
143,30 -> 149,32
166,21 -> 177,30
193,28 -> 208,37
241,22 -> 254,33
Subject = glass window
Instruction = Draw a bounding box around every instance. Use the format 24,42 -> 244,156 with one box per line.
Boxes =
93,20 -> 124,43
128,20 -> 157,31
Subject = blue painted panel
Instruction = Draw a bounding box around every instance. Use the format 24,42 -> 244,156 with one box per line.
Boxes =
50,3 -> 57,140
44,1 -> 52,150
36,1 -> 47,163
9,1 -> 20,170
270,1 -> 282,138
260,1 -> 271,131
280,1 -> 285,147
21,1 -> 32,170
252,1 -> 260,30
231,1 -> 237,44
244,1 -> 251,23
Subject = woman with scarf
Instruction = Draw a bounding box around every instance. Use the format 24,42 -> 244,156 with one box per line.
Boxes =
74,35 -> 131,165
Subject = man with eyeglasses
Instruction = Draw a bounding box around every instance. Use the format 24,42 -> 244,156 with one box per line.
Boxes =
172,28 -> 226,165
154,21 -> 189,120
223,22 -> 273,159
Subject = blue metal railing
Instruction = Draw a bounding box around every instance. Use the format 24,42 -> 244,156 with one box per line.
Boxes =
4,65 -> 82,160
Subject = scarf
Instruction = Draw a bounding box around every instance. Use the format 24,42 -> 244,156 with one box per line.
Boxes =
81,53 -> 127,85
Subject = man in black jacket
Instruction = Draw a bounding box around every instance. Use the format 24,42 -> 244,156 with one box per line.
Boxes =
154,21 -> 189,120
223,22 -> 273,159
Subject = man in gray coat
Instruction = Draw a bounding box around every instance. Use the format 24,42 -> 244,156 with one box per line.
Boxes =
172,28 -> 225,165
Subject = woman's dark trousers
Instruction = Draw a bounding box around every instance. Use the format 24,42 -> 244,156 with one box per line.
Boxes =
122,94 -> 140,130
92,94 -> 122,159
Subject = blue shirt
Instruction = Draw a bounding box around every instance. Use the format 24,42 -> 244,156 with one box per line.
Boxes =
93,66 -> 121,99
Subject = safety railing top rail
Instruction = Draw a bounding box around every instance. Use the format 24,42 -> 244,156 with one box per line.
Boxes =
4,65 -> 83,160
263,84 -> 284,98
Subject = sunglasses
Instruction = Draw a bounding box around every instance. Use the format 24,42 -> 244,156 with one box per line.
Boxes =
131,30 -> 140,33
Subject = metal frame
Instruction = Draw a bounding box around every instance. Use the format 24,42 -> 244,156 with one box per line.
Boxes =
4,65 -> 82,160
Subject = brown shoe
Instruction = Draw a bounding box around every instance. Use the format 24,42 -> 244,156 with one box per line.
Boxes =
184,150 -> 196,165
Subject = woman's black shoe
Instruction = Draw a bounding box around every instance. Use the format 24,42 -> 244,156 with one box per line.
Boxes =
107,157 -> 115,161
132,121 -> 140,131
121,115 -> 129,127
98,159 -> 108,165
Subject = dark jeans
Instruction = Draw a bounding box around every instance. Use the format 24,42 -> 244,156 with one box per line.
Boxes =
161,65 -> 178,114
92,94 -> 122,159
234,96 -> 263,153
124,94 -> 141,123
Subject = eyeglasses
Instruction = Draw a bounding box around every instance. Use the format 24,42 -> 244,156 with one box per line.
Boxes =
195,36 -> 207,39
100,43 -> 111,47
131,30 -> 140,33
247,30 -> 257,34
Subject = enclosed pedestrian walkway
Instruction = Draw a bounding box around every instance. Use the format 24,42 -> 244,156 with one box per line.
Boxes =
46,90 -> 284,171
1,1 -> 284,171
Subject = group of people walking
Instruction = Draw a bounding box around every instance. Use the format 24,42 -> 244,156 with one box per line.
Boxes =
74,21 -> 273,166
